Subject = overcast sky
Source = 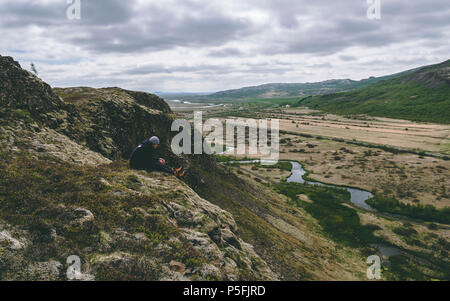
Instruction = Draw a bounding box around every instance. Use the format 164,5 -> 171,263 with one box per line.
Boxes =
1,0 -> 449,92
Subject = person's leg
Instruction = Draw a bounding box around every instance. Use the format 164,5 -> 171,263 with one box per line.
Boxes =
152,161 -> 174,174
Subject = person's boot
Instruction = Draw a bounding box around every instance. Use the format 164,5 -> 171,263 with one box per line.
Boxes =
172,167 -> 185,177
176,167 -> 185,177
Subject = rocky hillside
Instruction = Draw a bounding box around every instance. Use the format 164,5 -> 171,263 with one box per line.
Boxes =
0,55 -> 383,281
299,59 -> 450,123
0,55 -> 277,280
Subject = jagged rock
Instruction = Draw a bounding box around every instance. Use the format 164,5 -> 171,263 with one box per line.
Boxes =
24,260 -> 63,281
73,208 -> 95,225
169,260 -> 186,274
0,120 -> 111,166
0,55 -> 75,129
52,86 -> 175,160
220,227 -> 242,250
134,233 -> 147,241
0,230 -> 25,250
200,263 -> 221,279
128,173 -> 278,280
0,55 -> 279,281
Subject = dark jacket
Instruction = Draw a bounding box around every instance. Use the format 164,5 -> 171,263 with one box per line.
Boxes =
129,140 -> 159,170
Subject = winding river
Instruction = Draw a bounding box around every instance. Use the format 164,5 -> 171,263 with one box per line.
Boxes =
226,159 -> 411,258
229,160 -> 375,211
286,161 -> 375,211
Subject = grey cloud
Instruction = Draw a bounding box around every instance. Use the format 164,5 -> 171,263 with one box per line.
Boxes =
207,47 -> 245,57
253,0 -> 450,56
68,11 -> 255,53
81,0 -> 136,25
0,1 -> 66,28
2,0 -> 449,57
264,12 -> 447,56
0,0 -> 135,28
382,0 -> 450,16
340,55 -> 356,61
310,62 -> 332,69
121,64 -> 169,75
0,0 -> 449,92
0,0 -> 256,54
120,63 -> 237,76
120,61 -> 291,76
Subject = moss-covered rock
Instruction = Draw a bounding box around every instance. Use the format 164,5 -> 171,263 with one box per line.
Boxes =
0,55 -> 277,280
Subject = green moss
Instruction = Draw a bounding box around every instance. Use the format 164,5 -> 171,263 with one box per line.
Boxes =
124,174 -> 141,190
0,109 -> 33,125
13,109 -> 31,120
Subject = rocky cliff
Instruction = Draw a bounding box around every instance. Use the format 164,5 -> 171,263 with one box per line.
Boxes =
0,55 -> 277,280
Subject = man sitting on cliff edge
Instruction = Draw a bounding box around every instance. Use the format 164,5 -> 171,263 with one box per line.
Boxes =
130,136 -> 184,177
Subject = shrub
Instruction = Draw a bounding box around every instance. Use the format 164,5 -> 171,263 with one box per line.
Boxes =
393,227 -> 417,236
427,223 -> 438,230
367,195 -> 450,224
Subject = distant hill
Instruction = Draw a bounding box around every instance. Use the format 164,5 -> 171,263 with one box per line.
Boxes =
205,70 -> 416,100
299,60 -> 450,123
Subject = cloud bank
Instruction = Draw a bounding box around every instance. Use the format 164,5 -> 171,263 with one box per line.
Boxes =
0,0 -> 449,92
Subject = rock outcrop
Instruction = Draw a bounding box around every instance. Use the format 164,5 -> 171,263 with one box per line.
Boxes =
52,87 -> 175,160
0,56 -> 278,280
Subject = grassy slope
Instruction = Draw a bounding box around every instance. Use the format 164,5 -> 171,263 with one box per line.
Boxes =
0,117 -> 276,281
190,158 -> 373,280
0,151 -> 189,280
299,60 -> 450,123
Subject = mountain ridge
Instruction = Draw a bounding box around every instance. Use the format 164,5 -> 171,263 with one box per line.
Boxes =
299,59 -> 450,123
203,67 -> 420,100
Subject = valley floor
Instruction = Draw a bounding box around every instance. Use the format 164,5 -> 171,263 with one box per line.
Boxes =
210,107 -> 450,209
278,108 -> 450,155
206,105 -> 450,280
222,159 -> 450,281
